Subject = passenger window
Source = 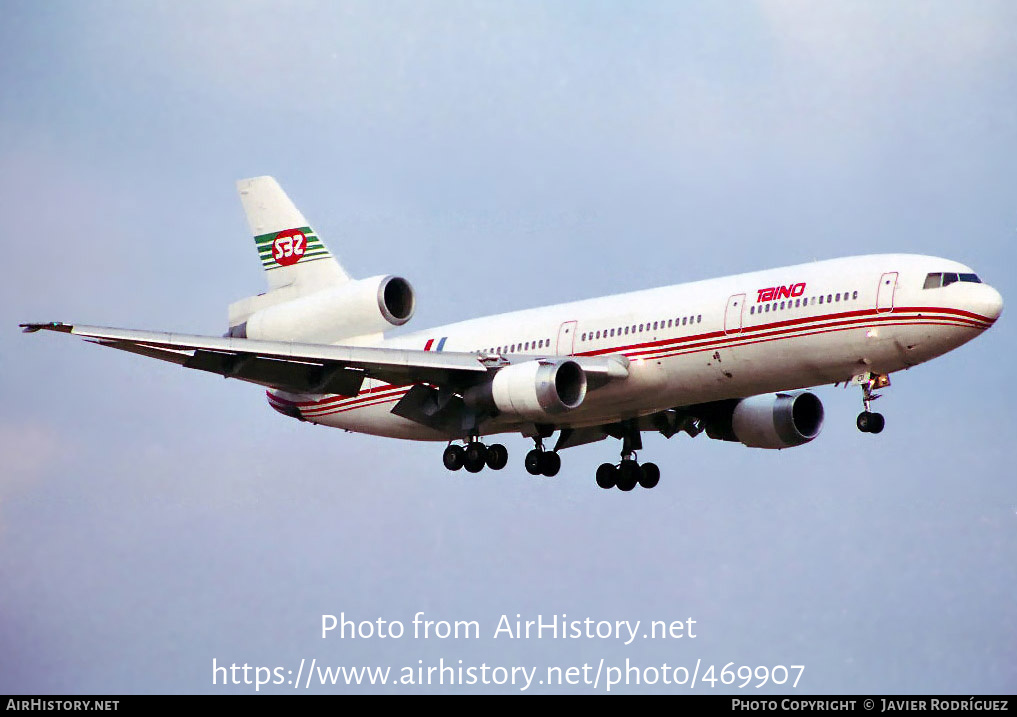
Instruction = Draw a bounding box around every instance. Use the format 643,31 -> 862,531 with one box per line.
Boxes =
827,294 -> 832,303
780,301 -> 785,310
835,293 -> 840,301
697,315 -> 702,323
819,296 -> 824,304
853,291 -> 858,299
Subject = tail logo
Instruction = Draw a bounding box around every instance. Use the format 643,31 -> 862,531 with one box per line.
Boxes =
272,229 -> 307,267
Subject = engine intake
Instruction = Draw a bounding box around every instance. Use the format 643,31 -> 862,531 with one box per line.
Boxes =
238,274 -> 415,343
466,360 -> 587,420
703,391 -> 824,449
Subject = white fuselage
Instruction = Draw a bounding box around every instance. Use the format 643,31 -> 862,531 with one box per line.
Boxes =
268,254 -> 1002,440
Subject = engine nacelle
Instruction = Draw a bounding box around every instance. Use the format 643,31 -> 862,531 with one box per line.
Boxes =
706,391 -> 824,449
237,275 -> 415,343
466,360 -> 587,420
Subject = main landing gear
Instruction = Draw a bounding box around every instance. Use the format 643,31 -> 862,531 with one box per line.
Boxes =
524,438 -> 561,477
595,456 -> 660,491
442,440 -> 508,473
855,372 -> 890,434
596,418 -> 660,491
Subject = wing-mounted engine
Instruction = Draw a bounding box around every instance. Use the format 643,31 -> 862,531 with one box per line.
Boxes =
464,359 -> 587,421
696,391 -> 824,449
229,274 -> 415,344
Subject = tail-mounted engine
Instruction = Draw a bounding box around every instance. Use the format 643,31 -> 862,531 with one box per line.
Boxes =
230,274 -> 415,344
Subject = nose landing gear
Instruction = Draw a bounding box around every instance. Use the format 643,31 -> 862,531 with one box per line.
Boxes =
854,372 -> 890,434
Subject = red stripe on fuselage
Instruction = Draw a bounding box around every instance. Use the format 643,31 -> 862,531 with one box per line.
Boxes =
270,305 -> 994,420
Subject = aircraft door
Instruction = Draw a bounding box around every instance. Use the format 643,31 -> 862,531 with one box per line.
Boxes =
556,320 -> 577,355
877,272 -> 898,313
724,294 -> 745,334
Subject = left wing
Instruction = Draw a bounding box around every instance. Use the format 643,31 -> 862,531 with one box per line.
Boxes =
20,322 -> 629,398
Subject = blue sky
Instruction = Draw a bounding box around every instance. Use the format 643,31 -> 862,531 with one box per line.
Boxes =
2,1 -> 1015,693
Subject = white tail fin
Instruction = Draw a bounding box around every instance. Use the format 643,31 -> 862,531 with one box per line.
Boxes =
236,176 -> 350,292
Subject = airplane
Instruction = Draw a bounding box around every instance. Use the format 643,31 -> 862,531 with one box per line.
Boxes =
21,177 -> 1004,491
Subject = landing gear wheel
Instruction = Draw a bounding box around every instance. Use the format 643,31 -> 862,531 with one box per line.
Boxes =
616,461 -> 640,492
524,449 -> 544,476
539,451 -> 561,477
485,444 -> 508,470
857,411 -> 885,434
464,442 -> 488,473
442,445 -> 465,471
596,463 -> 616,489
639,462 -> 660,489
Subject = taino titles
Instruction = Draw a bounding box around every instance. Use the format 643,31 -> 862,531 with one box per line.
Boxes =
757,283 -> 806,302
322,612 -> 697,646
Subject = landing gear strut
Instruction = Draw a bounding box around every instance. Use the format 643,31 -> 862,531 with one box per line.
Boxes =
596,419 -> 661,491
855,372 -> 889,434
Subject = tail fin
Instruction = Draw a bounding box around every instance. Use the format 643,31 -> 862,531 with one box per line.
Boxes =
236,176 -> 350,292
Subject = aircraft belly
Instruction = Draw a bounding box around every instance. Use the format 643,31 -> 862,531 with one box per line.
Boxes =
311,401 -> 452,440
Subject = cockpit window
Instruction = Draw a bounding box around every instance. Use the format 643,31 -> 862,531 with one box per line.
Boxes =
923,271 -> 982,289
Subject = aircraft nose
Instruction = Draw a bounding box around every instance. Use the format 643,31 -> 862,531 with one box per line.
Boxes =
978,284 -> 1004,322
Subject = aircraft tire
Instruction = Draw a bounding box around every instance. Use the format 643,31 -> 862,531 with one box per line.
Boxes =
857,411 -> 886,433
616,461 -> 640,492
596,463 -> 616,489
639,462 -> 660,489
539,451 -> 561,477
464,442 -> 487,473
486,444 -> 509,470
443,445 -> 465,471
524,449 -> 544,476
